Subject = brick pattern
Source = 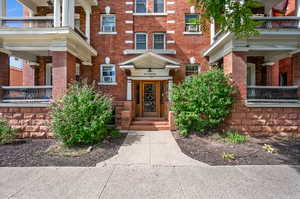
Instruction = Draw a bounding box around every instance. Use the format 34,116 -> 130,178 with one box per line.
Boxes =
10,66 -> 23,86
224,101 -> 300,137
0,107 -> 51,138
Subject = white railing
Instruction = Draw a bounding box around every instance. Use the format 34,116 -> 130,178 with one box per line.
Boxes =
0,16 -> 54,28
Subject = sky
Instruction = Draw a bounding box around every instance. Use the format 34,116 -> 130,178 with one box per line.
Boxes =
7,0 -> 24,68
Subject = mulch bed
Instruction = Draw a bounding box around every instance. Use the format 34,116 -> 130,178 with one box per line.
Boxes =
173,132 -> 300,166
0,134 -> 127,167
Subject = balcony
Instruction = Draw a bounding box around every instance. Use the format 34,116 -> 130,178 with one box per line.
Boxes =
0,86 -> 52,105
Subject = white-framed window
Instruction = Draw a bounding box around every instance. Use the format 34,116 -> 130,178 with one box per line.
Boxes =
100,64 -> 116,84
185,14 -> 200,32
153,33 -> 165,50
185,64 -> 199,76
135,33 -> 147,50
135,0 -> 147,13
154,0 -> 165,13
101,14 -> 116,33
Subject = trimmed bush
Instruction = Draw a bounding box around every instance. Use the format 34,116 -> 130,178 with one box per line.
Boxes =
171,69 -> 234,136
0,118 -> 17,144
50,83 -> 113,146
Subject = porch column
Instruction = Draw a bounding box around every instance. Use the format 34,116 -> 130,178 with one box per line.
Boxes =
54,0 -> 61,27
0,52 -> 9,97
0,0 -> 6,16
62,0 -> 75,28
52,51 -> 76,99
224,52 -> 247,100
271,61 -> 280,86
85,9 -> 91,44
210,18 -> 215,44
127,79 -> 132,101
23,62 -> 37,86
168,79 -> 173,101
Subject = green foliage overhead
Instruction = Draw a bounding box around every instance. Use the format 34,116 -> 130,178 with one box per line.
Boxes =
190,0 -> 263,38
50,82 -> 113,146
171,69 -> 235,136
0,118 -> 17,144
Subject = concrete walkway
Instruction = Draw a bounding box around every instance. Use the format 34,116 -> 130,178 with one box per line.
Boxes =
1,165 -> 300,199
97,131 -> 208,167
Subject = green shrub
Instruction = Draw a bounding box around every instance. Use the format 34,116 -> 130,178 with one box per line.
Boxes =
224,131 -> 247,144
0,118 -> 17,144
50,82 -> 113,146
171,69 -> 234,136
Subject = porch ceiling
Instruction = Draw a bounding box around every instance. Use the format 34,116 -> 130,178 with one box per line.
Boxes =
119,52 -> 180,69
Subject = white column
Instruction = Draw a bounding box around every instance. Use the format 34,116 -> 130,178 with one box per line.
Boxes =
62,0 -> 74,28
0,0 -> 6,16
69,0 -> 75,29
54,0 -> 61,27
297,0 -> 300,28
168,79 -> 173,101
210,18 -> 215,44
85,9 -> 91,43
127,79 -> 132,101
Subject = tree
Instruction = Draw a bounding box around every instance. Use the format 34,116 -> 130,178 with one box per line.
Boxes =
190,0 -> 263,38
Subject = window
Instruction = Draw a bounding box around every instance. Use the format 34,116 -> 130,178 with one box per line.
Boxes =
76,63 -> 80,81
135,33 -> 147,49
101,15 -> 116,32
75,14 -> 80,30
154,0 -> 165,13
100,64 -> 116,84
185,14 -> 200,32
186,64 -> 199,76
136,0 -> 147,13
153,33 -> 165,50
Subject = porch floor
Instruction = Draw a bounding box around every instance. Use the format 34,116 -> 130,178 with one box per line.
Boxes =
97,131 -> 208,167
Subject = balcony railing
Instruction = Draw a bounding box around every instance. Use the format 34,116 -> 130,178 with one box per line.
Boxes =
0,86 -> 52,103
253,16 -> 300,29
0,16 -> 54,28
247,86 -> 299,103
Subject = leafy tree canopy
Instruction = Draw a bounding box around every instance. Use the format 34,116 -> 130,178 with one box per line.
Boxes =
190,0 -> 263,38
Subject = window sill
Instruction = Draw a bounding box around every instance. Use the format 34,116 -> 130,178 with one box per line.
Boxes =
98,82 -> 118,86
183,32 -> 202,35
98,32 -> 117,35
133,13 -> 168,16
246,101 -> 300,108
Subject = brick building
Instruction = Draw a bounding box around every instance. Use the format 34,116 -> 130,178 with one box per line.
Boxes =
0,0 -> 300,137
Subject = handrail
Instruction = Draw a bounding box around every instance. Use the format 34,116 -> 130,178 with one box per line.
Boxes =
0,16 -> 53,21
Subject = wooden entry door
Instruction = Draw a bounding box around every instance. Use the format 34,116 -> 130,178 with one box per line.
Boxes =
141,81 -> 160,117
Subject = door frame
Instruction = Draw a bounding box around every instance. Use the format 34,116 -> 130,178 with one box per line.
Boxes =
140,81 -> 161,117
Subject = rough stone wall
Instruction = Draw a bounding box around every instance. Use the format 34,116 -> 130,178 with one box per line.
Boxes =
0,107 -> 52,138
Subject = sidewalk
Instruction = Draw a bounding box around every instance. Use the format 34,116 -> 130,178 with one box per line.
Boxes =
1,165 -> 299,199
97,131 -> 208,167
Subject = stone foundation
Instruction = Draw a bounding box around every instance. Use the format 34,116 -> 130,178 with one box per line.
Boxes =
224,101 -> 300,136
0,106 -> 51,138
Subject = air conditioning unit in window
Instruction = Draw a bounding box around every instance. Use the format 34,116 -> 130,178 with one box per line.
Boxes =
103,25 -> 114,32
103,76 -> 113,83
187,25 -> 198,32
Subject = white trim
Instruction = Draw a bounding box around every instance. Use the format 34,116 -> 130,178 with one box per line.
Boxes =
167,20 -> 175,24
120,51 -> 180,65
125,40 -> 134,44
123,49 -> 176,55
98,32 -> 117,35
125,20 -> 133,24
167,30 -> 175,34
167,2 -> 175,5
126,1 -> 134,5
167,40 -> 175,44
153,32 -> 166,50
98,82 -> 118,85
247,63 -> 256,86
135,32 -> 148,50
128,76 -> 173,80
183,32 -> 202,35
125,30 -> 133,34
45,63 -> 52,86
167,10 -> 175,14
125,10 -> 133,14
133,12 -> 168,16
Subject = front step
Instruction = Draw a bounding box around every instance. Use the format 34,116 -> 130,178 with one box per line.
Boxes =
135,117 -> 166,121
129,118 -> 170,130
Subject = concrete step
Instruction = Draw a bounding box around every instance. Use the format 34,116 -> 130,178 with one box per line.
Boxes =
134,117 -> 166,121
129,124 -> 170,131
131,120 -> 169,125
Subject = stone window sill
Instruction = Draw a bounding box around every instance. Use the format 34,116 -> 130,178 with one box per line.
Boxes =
98,82 -> 118,86
246,101 -> 300,108
98,32 -> 117,35
183,32 -> 202,35
133,13 -> 168,16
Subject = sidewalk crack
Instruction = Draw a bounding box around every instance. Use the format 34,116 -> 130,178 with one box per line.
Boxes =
98,166 -> 116,199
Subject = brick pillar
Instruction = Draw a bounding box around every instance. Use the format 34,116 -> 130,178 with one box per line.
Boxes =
271,61 -> 280,86
224,52 -> 247,100
52,51 -> 76,99
23,62 -> 36,86
0,52 -> 9,98
292,53 -> 300,98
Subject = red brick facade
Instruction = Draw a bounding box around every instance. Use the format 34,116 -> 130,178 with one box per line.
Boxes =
10,66 -> 23,86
